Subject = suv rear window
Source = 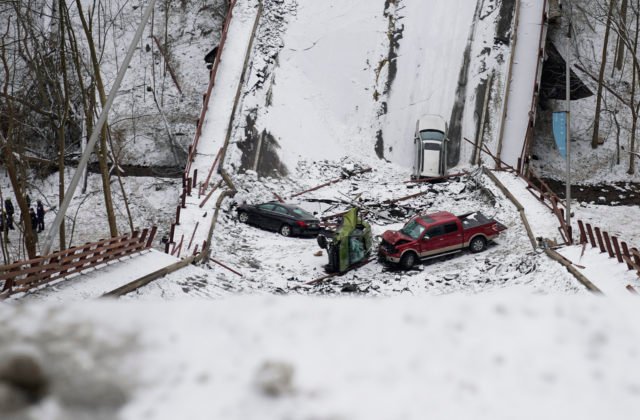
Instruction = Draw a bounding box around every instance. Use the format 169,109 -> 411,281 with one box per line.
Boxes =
419,130 -> 444,142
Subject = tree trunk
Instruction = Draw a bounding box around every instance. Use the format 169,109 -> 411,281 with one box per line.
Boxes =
593,0 -> 616,148
1,34 -> 38,259
615,0 -> 629,71
75,0 -> 118,237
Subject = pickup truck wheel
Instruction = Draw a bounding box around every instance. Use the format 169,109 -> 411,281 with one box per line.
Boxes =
469,236 -> 487,253
238,211 -> 249,223
279,224 -> 292,237
399,252 -> 417,270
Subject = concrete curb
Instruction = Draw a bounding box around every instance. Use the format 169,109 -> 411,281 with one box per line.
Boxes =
101,255 -> 198,298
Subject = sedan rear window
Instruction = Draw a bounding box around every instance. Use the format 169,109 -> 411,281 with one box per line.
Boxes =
273,206 -> 290,215
291,207 -> 314,219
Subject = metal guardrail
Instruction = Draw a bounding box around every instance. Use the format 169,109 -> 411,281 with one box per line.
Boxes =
166,0 -> 240,258
169,1 -> 264,260
496,0 -> 549,173
577,220 -> 640,279
0,227 -> 157,299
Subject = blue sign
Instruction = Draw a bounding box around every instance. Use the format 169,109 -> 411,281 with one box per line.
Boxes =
552,112 -> 567,160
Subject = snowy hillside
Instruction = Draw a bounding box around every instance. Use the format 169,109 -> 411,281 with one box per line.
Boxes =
225,0 -> 515,175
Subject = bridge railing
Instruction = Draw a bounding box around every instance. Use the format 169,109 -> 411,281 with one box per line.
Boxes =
0,226 -> 156,300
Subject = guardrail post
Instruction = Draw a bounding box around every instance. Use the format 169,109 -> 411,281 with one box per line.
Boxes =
146,226 -> 158,248
612,236 -> 624,263
594,227 -> 606,253
169,223 -> 176,244
602,232 -> 614,258
140,228 -> 149,244
632,248 -> 640,268
176,205 -> 181,225
621,242 -> 633,269
586,223 -> 596,248
193,170 -> 198,188
181,190 -> 186,209
577,220 -> 587,244
186,178 -> 192,196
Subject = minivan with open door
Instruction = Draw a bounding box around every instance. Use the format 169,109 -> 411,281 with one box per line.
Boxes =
412,115 -> 448,179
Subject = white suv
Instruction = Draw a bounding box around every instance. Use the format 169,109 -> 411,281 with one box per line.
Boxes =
412,115 -> 448,179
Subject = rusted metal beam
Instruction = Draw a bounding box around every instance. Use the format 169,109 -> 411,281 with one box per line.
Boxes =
404,171 -> 468,183
201,148 -> 223,196
210,258 -> 243,277
199,180 -> 223,208
290,168 -> 372,198
187,221 -> 200,251
272,191 -> 285,203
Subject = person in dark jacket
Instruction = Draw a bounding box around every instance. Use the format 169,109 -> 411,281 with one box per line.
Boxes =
4,198 -> 14,230
29,207 -> 37,233
36,200 -> 45,232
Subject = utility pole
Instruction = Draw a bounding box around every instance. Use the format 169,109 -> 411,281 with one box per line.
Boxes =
41,0 -> 158,256
565,2 -> 572,242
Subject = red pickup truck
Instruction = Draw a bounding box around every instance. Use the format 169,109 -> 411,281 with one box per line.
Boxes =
378,211 -> 507,269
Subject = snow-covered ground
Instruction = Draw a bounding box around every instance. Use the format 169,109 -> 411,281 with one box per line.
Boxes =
2,296 -> 640,419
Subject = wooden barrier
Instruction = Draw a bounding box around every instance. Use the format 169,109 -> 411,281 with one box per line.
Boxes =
578,220 -> 587,244
612,236 -> 623,263
602,231 -> 615,258
0,228 -> 156,299
594,227 -> 605,253
577,219 -> 640,278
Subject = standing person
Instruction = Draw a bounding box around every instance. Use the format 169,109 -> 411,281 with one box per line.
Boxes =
29,207 -> 37,233
4,198 -> 14,230
36,200 -> 45,233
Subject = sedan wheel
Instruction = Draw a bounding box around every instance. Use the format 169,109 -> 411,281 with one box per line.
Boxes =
238,211 -> 249,223
279,224 -> 292,237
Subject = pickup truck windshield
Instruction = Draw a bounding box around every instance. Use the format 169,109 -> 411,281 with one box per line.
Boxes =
419,130 -> 444,142
400,219 -> 425,239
